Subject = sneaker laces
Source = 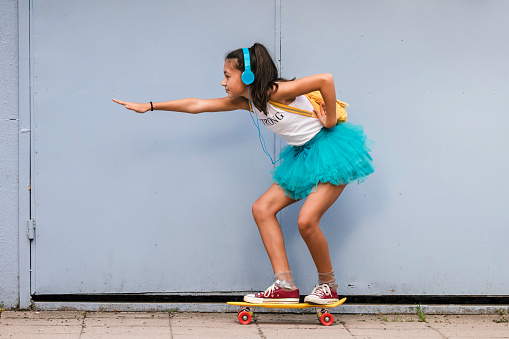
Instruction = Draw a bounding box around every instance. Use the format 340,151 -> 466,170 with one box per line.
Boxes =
263,283 -> 277,297
311,284 -> 332,297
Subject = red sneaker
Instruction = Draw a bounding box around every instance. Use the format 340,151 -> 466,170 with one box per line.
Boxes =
244,283 -> 300,304
304,284 -> 339,305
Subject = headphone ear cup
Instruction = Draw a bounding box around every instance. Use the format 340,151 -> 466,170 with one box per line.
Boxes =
242,70 -> 255,85
242,48 -> 255,85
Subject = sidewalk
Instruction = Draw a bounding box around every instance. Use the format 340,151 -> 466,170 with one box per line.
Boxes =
1,310 -> 508,338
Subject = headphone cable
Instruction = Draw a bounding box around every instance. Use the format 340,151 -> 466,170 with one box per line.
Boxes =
247,87 -> 280,165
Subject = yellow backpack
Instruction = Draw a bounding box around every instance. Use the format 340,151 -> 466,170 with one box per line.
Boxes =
268,91 -> 348,124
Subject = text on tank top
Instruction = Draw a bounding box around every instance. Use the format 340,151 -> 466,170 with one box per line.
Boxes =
253,95 -> 323,146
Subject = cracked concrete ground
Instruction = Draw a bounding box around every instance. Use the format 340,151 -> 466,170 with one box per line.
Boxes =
1,311 -> 508,338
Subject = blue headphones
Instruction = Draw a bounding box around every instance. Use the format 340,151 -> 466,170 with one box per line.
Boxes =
241,48 -> 255,85
242,47 -> 280,164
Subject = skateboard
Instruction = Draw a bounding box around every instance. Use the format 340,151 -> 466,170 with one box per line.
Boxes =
227,297 -> 347,326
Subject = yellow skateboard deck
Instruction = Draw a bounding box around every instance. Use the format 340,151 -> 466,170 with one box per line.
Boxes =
228,297 -> 347,326
227,297 -> 346,309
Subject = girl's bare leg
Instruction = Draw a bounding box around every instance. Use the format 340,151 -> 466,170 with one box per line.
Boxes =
297,183 -> 346,276
252,184 -> 297,275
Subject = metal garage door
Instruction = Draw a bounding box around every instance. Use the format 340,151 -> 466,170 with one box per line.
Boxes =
31,0 -> 509,299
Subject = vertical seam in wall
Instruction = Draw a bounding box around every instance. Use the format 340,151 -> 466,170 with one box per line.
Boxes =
274,0 -> 282,170
275,0 -> 282,225
28,0 -> 34,298
18,0 -> 33,308
30,0 -> 37,300
275,0 -> 281,74
28,0 -> 34,302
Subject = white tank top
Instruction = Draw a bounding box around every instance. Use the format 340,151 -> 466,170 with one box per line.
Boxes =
252,95 -> 324,146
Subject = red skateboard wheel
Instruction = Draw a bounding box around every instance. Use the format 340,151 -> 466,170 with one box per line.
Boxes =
320,312 -> 334,326
238,310 -> 252,325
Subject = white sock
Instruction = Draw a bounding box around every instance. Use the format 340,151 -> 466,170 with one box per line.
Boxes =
274,271 -> 297,291
318,269 -> 338,291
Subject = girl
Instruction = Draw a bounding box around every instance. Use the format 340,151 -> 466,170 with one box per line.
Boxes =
113,43 -> 374,305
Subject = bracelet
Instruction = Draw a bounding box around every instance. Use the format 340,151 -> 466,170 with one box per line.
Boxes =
150,101 -> 154,111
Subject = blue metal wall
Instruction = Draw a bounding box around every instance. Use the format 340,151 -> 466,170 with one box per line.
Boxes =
1,0 -> 507,308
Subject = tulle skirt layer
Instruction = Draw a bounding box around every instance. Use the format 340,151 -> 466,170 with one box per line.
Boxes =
272,123 -> 375,200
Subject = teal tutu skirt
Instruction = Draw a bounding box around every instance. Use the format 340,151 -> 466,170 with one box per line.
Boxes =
272,123 -> 374,200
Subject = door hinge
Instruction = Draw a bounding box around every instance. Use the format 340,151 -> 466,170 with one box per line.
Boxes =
27,219 -> 35,240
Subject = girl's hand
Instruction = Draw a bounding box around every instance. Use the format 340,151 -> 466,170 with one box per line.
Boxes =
112,98 -> 151,113
313,102 -> 329,127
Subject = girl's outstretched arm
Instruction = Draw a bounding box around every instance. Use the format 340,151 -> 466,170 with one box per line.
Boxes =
112,96 -> 248,114
270,73 -> 337,128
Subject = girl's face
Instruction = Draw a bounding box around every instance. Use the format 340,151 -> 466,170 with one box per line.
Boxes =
222,59 -> 248,98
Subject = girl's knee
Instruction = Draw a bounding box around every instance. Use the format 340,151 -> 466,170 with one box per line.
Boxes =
297,213 -> 319,237
252,198 -> 271,221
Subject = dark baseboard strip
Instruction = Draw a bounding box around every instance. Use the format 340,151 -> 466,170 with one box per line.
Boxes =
32,294 -> 509,305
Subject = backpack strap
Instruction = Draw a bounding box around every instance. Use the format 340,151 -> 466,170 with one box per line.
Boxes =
268,100 -> 316,118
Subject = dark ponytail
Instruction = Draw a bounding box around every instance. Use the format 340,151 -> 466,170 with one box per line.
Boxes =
226,43 -> 292,114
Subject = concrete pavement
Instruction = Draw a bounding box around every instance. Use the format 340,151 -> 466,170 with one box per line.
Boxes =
1,309 -> 508,338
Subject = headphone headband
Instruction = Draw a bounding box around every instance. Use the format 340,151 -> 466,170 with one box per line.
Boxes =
241,48 -> 255,85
